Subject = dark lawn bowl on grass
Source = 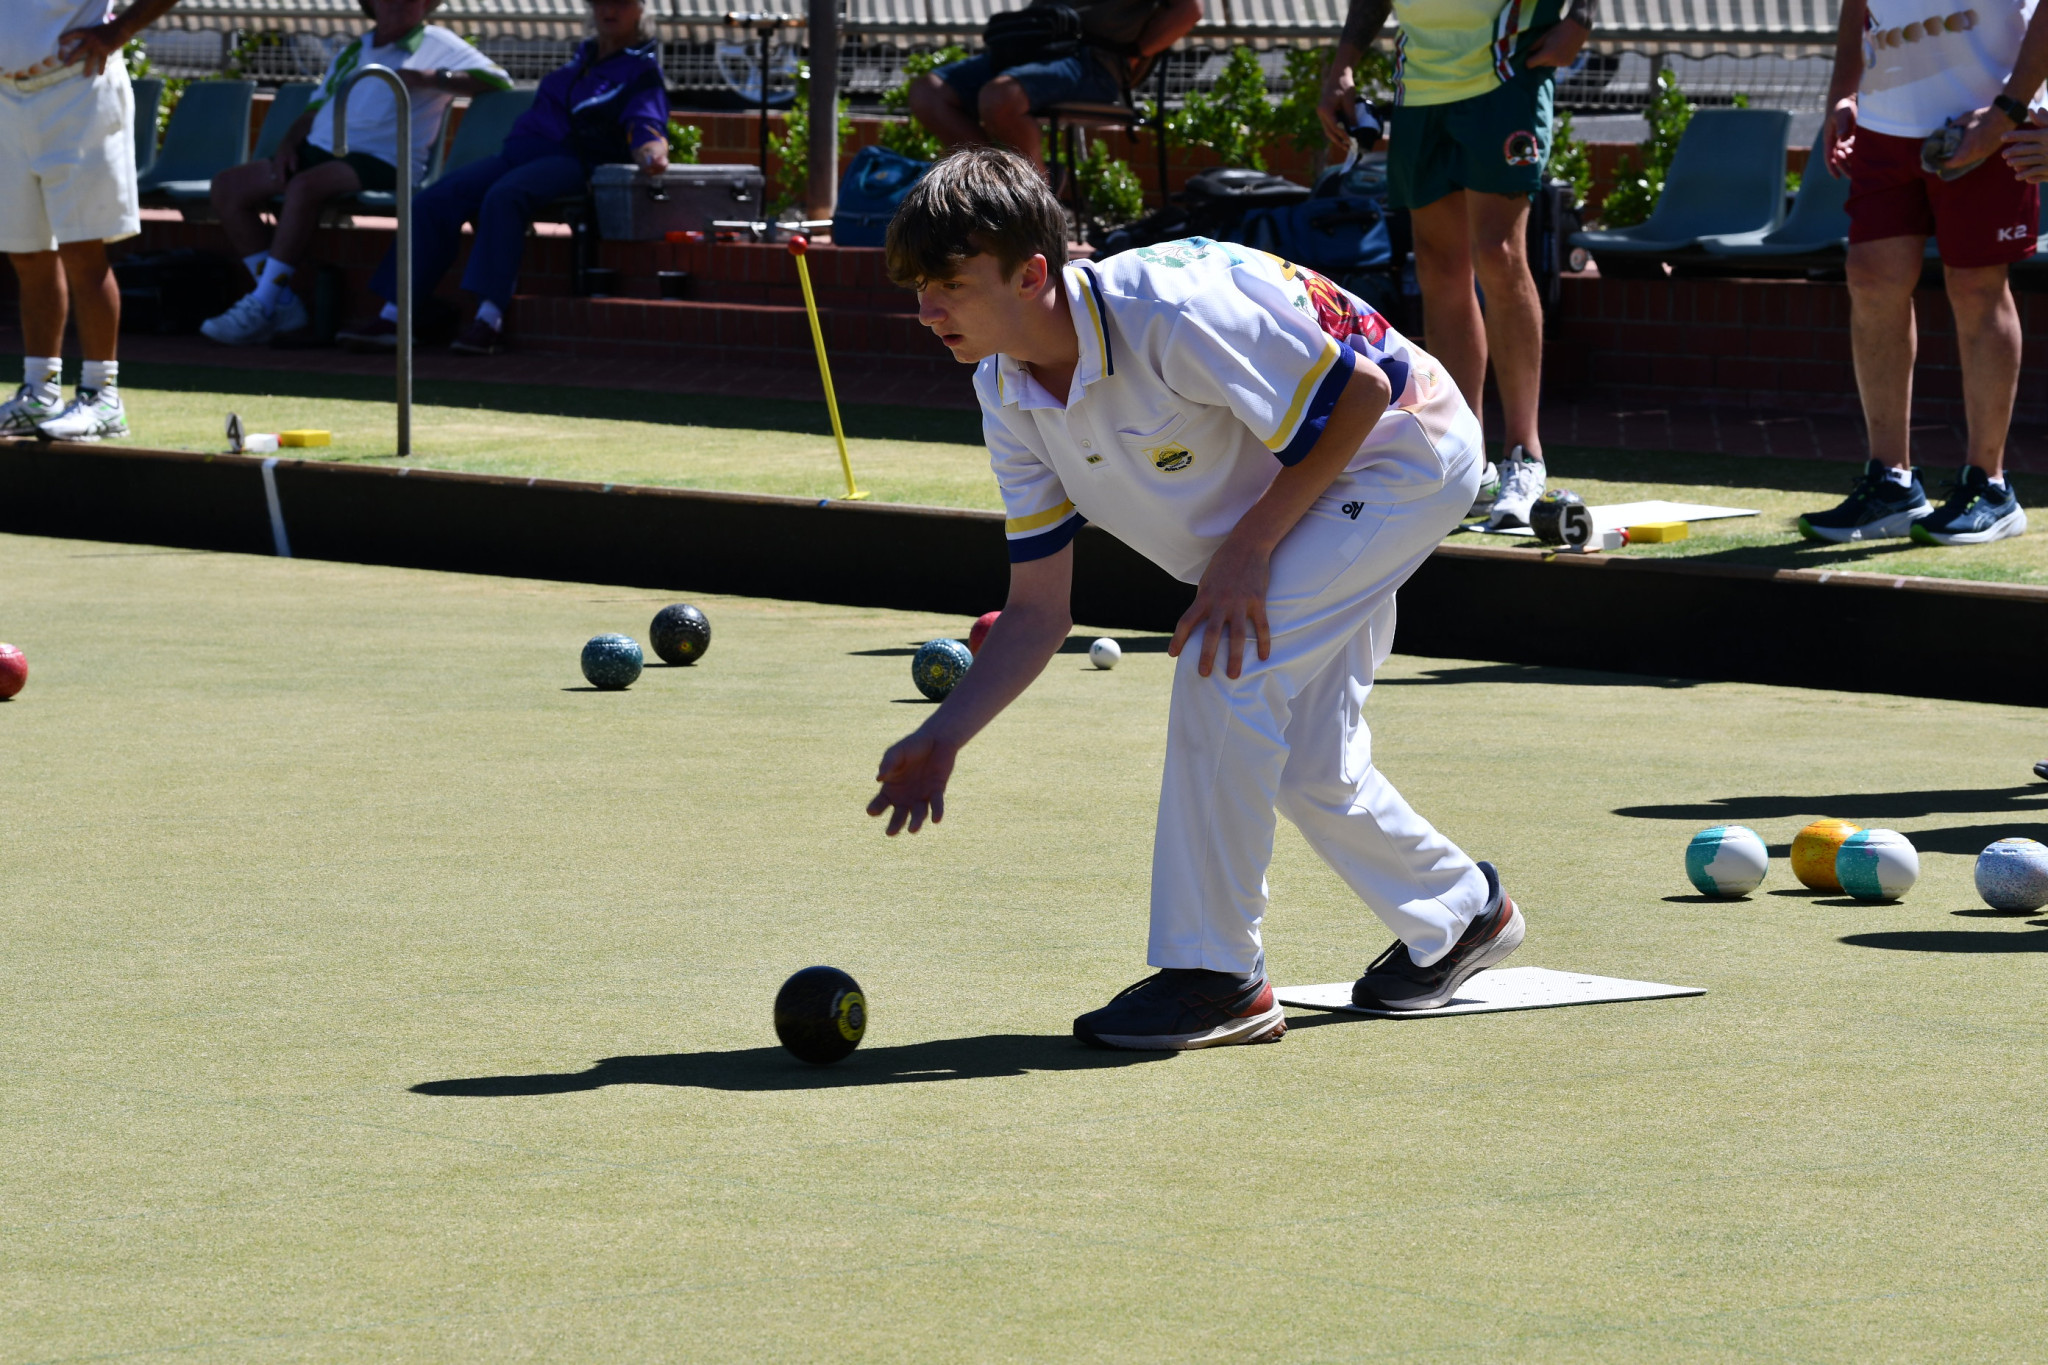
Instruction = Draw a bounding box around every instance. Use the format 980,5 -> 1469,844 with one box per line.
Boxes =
580,633 -> 644,690
911,638 -> 973,702
773,966 -> 867,1065
649,603 -> 712,666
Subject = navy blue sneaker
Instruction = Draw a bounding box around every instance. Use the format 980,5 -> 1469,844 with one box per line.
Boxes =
1909,466 -> 2027,545
1074,968 -> 1286,1050
1351,861 -> 1525,1011
1797,461 -> 1932,543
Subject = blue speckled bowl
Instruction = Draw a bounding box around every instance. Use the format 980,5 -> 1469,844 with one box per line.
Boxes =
581,633 -> 644,690
911,638 -> 972,701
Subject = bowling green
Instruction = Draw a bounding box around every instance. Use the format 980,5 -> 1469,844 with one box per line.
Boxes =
3,530 -> 2045,1361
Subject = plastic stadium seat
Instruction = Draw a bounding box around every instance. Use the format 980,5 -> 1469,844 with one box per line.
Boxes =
136,79 -> 254,201
440,87 -> 536,177
253,82 -> 319,161
1570,108 -> 1792,275
1696,124 -> 1851,272
131,77 -> 161,178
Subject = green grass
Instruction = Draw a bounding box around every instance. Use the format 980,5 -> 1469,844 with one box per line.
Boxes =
4,531 -> 2048,1359
24,355 -> 2048,586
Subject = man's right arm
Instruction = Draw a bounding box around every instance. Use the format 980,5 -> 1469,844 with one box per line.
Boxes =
1318,0 -> 1395,150
1824,0 -> 1867,176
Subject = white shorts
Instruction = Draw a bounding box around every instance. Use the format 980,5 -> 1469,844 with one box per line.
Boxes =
0,60 -> 139,254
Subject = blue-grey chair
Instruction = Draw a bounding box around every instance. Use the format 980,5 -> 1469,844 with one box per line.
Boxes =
130,77 -> 162,179
166,81 -> 317,213
1571,108 -> 1793,276
1696,124 -> 1852,273
136,79 -> 255,200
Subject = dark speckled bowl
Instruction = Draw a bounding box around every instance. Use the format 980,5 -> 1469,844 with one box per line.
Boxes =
580,633 -> 644,690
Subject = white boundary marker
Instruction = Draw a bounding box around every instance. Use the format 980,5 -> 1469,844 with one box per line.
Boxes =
1276,966 -> 1704,1019
260,457 -> 292,558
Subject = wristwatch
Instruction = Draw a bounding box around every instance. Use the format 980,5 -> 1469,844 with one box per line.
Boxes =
1994,94 -> 2029,125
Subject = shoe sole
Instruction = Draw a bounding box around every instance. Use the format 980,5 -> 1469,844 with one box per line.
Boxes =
1362,902 -> 1526,1012
1909,506 -> 2028,545
1079,1001 -> 1287,1051
1796,504 -> 1932,543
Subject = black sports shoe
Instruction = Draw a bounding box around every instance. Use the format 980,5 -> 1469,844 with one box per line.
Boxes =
1074,968 -> 1286,1050
1796,460 -> 1932,543
1908,466 -> 2027,545
1351,861 -> 1525,1011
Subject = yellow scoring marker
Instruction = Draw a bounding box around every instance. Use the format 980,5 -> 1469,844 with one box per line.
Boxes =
278,430 -> 332,447
1627,521 -> 1689,543
787,234 -> 867,501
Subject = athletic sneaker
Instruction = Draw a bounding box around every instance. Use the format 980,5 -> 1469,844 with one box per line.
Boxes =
1467,459 -> 1500,519
200,290 -> 309,347
1351,861 -> 1524,1011
1908,466 -> 2027,545
36,388 -> 129,442
1796,460 -> 1932,543
0,383 -> 62,436
1486,447 -> 1546,529
1073,968 -> 1286,1050
449,316 -> 506,356
336,316 -> 400,352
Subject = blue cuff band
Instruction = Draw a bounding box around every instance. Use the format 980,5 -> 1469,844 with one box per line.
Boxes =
1274,344 -> 1356,466
1008,514 -> 1085,562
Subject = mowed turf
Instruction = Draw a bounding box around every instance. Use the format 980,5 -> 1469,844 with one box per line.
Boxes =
4,531 -> 2048,1361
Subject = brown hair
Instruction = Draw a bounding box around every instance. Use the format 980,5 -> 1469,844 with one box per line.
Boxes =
884,146 -> 1068,289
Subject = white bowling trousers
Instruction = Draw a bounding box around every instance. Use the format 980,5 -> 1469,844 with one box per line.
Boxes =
1147,403 -> 1489,977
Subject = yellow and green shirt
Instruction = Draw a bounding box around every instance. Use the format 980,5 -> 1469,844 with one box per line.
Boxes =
1391,0 -> 1567,107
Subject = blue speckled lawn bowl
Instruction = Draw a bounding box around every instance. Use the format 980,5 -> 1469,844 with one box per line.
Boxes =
580,633 -> 644,690
911,638 -> 972,701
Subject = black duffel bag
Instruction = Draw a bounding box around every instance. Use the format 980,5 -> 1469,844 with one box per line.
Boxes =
982,2 -> 1086,72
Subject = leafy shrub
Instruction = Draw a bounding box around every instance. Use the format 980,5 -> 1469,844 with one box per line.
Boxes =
1549,109 -> 1592,204
1075,137 -> 1144,226
1598,67 -> 1691,228
878,45 -> 968,160
769,62 -> 853,214
667,120 -> 703,164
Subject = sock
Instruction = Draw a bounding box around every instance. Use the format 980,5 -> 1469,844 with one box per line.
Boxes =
1884,465 -> 1912,487
23,356 -> 61,405
80,360 -> 117,396
378,301 -> 399,324
474,299 -> 504,332
250,258 -> 295,311
242,252 -> 269,283
1989,473 -> 2007,489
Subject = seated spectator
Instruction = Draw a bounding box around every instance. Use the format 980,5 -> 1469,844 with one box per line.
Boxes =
907,0 -> 1201,169
339,0 -> 669,356
200,0 -> 509,346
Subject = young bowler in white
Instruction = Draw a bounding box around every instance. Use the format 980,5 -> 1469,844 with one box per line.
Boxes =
867,148 -> 1524,1050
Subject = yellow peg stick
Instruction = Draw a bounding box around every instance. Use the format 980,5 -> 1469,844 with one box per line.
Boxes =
788,234 -> 867,501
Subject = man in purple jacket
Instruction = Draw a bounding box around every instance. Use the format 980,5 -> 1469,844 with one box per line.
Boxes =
339,0 -> 669,355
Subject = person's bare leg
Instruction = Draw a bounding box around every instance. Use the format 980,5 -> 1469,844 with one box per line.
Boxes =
56,241 -> 118,361
1465,190 -> 1542,460
211,159 -> 287,260
1408,192 -> 1486,411
268,160 -> 360,268
1844,235 -> 1926,469
8,251 -> 69,355
977,77 -> 1042,166
1942,262 -> 2021,479
906,73 -> 986,150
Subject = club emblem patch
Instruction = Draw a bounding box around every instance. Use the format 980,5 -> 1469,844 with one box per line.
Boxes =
1503,129 -> 1542,167
1150,444 -> 1193,472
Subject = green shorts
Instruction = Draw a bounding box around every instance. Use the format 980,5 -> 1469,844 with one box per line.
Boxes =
297,141 -> 398,193
1387,66 -> 1554,210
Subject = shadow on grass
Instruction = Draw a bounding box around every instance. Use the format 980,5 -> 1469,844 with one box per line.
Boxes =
108,359 -> 984,446
1381,662 -> 1700,689
412,1034 -> 1171,1094
1615,786 -> 2048,823
1840,928 -> 2048,953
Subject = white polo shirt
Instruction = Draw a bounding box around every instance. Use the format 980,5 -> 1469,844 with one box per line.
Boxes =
979,238 -> 1466,584
3,0 -> 112,79
303,24 -> 510,185
1857,0 -> 2039,137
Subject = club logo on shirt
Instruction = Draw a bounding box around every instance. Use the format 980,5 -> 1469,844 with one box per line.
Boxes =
1150,443 -> 1193,472
1503,130 -> 1542,167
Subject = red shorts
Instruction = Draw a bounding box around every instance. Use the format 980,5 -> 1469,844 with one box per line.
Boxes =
1846,127 -> 2039,268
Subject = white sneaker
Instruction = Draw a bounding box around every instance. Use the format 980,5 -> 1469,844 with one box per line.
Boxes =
1468,459 -> 1500,518
37,387 -> 129,442
270,289 -> 311,338
1,383 -> 63,436
200,291 -> 279,346
1487,447 -> 1547,529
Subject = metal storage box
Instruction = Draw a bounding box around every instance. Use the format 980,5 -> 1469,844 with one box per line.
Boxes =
591,163 -> 766,241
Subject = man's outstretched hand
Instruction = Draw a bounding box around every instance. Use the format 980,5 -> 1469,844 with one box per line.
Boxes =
868,730 -> 960,836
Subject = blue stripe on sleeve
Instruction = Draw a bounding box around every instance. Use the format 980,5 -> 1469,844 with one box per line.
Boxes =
1273,344 -> 1356,466
1008,514 -> 1086,562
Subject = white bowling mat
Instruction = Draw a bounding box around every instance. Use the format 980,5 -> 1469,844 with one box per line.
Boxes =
1467,500 -> 1759,537
1276,967 -> 1705,1018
